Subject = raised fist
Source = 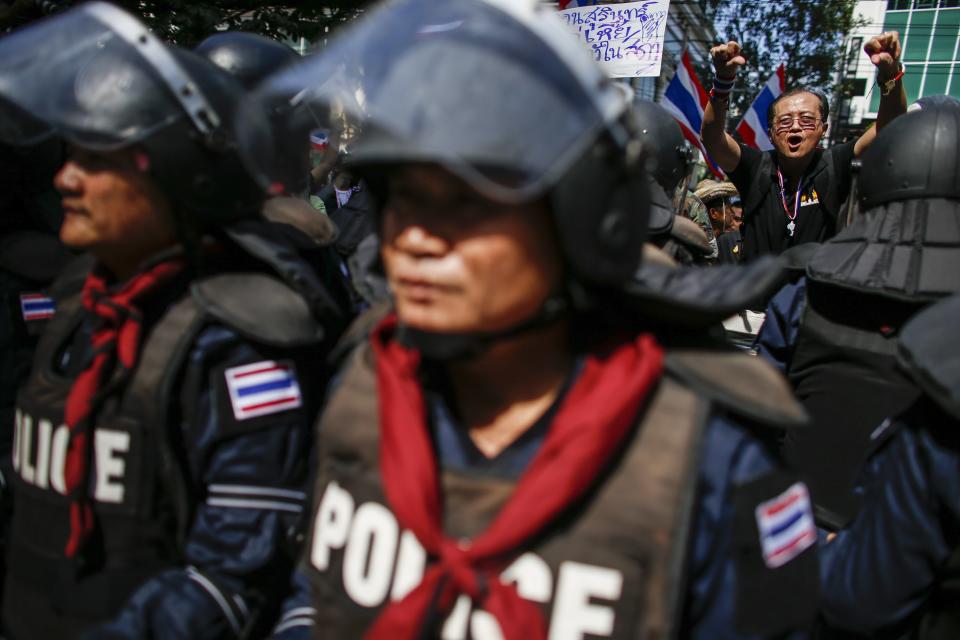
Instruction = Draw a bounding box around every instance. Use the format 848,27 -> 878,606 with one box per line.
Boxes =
864,31 -> 902,81
710,41 -> 746,80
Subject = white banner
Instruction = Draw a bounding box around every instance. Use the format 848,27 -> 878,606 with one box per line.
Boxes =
559,1 -> 671,78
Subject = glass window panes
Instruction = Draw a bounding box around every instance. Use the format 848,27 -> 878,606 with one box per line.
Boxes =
923,65 -> 950,94
930,9 -> 960,60
904,66 -> 924,101
905,10 -> 936,62
951,64 -> 960,97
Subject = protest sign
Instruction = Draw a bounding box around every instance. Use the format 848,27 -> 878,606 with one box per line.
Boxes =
559,1 -> 671,78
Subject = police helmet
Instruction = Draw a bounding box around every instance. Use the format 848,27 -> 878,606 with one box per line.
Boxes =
632,99 -> 692,197
808,99 -> 960,301
238,0 -> 651,290
195,31 -> 300,90
0,2 -> 264,226
858,98 -> 960,211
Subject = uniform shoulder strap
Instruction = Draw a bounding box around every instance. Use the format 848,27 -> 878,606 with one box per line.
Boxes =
326,302 -> 392,369
191,272 -> 327,348
665,348 -> 808,428
623,376 -> 708,638
897,294 -> 960,419
120,294 -> 208,549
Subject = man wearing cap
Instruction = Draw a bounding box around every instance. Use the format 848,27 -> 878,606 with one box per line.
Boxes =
695,179 -> 739,240
701,35 -> 906,260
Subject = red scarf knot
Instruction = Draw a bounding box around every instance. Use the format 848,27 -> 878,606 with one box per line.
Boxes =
367,313 -> 664,639
63,258 -> 184,558
439,539 -> 484,600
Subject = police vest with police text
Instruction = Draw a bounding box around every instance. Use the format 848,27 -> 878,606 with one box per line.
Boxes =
304,333 -> 811,639
5,267 -> 329,639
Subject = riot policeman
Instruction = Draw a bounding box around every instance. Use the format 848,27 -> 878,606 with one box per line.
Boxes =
241,1 -> 818,637
632,99 -> 715,265
194,30 -> 357,318
755,98 -> 960,529
0,4 -> 346,637
820,292 -> 960,637
194,31 -> 300,90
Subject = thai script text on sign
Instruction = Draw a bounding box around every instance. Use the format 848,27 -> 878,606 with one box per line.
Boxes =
560,1 -> 671,78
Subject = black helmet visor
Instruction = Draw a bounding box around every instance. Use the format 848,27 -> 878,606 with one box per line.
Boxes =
238,0 -> 630,203
0,2 -> 224,151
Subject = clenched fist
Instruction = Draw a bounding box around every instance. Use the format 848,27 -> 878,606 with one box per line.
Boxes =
710,41 -> 746,80
864,31 -> 902,81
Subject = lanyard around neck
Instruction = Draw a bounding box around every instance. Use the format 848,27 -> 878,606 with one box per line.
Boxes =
775,166 -> 806,223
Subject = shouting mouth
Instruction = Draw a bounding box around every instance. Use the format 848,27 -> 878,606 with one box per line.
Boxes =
786,133 -> 804,152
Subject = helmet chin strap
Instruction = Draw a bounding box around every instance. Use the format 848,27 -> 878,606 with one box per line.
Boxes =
397,295 -> 570,362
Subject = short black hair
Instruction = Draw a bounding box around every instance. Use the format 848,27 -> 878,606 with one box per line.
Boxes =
767,87 -> 829,129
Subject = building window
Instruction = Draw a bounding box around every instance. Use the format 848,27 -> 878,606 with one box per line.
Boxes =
929,8 -> 960,61
847,37 -> 863,74
887,0 -> 910,9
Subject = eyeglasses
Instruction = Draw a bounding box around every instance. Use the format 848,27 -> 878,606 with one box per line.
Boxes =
773,115 -> 822,131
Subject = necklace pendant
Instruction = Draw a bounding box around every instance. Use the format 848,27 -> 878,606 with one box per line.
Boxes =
787,221 -> 796,236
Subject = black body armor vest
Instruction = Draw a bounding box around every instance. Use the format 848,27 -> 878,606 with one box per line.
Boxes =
4,289 -> 201,639
303,328 -> 809,639
4,264 -> 329,639
786,280 -> 924,528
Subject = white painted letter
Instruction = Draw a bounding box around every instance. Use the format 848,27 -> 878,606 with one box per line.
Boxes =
501,552 -> 553,603
310,481 -> 355,571
343,502 -> 399,607
93,430 -> 130,503
549,562 -> 623,640
12,409 -> 21,472
34,419 -> 53,490
50,424 -> 69,495
20,414 -> 35,484
391,530 -> 427,601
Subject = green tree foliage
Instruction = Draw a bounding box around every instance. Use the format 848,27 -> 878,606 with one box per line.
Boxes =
1,1 -> 374,46
698,0 -> 862,122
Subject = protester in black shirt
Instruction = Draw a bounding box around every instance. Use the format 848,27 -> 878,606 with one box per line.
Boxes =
701,35 -> 907,261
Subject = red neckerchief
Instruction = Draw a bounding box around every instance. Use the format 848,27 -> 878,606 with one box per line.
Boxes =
367,313 -> 664,640
63,258 -> 184,558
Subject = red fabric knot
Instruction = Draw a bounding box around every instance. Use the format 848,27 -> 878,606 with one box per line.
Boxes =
62,258 -> 184,558
366,313 -> 665,639
439,539 -> 482,600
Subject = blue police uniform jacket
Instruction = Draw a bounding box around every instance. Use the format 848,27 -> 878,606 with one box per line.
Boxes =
5,264 -> 328,639
819,396 -> 960,636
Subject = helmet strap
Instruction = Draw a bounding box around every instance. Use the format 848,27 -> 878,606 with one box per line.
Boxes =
397,295 -> 570,362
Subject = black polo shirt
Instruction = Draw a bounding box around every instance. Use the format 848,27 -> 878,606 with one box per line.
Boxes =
729,141 -> 855,261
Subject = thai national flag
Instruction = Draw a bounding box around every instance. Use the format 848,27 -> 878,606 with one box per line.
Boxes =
755,482 -> 816,569
310,131 -> 328,152
736,65 -> 786,151
19,293 -> 55,322
661,50 -> 725,178
225,360 -> 303,421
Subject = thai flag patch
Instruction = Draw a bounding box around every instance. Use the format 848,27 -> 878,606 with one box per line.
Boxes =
19,293 -> 55,322
224,360 -> 302,421
755,482 -> 816,569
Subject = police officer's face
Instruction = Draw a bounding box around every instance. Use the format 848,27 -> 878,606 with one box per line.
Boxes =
770,93 -> 826,161
380,165 -> 562,335
54,146 -> 178,278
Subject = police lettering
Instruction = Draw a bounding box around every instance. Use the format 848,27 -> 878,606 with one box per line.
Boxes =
311,482 -> 624,639
13,409 -> 130,503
